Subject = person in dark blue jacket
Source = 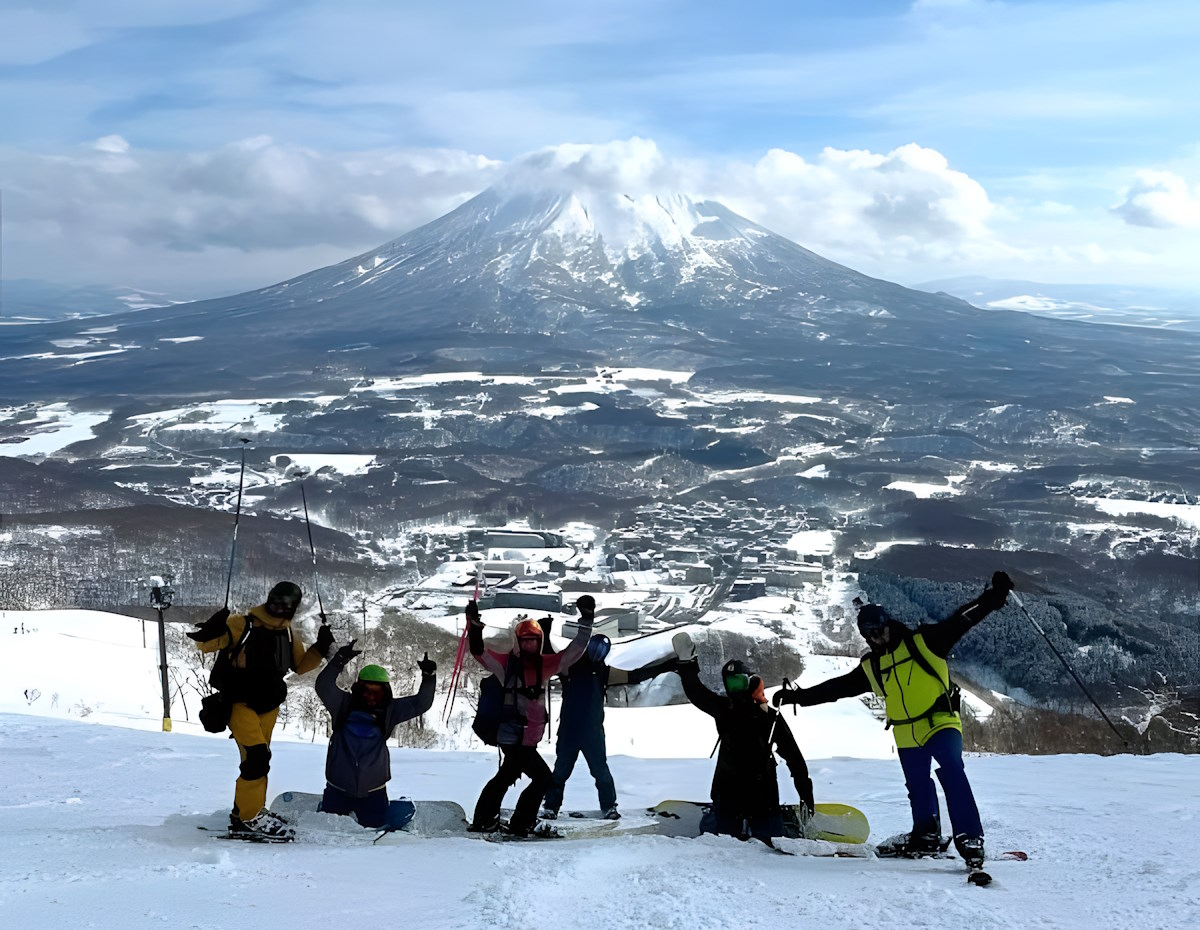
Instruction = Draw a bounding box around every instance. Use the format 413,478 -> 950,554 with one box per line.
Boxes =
314,639 -> 435,829
540,618 -> 678,820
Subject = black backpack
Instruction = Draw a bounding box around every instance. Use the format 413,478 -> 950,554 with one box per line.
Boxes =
199,619 -> 255,733
471,659 -> 539,746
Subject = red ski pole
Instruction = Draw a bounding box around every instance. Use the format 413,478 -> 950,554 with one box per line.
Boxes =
442,570 -> 480,721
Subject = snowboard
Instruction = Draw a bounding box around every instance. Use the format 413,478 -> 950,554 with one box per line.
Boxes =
648,800 -> 870,845
498,808 -> 660,840
268,791 -> 465,836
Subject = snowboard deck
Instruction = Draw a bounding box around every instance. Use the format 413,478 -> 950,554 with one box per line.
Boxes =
648,800 -> 870,844
501,808 -> 661,840
268,792 -> 466,837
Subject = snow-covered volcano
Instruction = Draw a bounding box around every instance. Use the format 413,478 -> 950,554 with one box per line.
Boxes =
256,184 -> 860,317
6,172 -> 1198,408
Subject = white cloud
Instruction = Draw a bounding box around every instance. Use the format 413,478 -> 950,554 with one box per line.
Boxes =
701,143 -> 996,268
94,135 -> 131,155
1112,169 -> 1200,229
3,135 -> 1199,296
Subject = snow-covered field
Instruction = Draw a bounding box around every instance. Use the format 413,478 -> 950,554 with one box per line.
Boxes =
2,610 -> 1197,930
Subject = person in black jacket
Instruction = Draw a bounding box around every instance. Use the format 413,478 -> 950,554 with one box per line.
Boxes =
675,633 -> 815,844
773,571 -> 1014,868
538,620 -> 679,821
315,640 -> 436,829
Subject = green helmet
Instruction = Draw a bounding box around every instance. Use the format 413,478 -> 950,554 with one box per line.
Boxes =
358,664 -> 389,683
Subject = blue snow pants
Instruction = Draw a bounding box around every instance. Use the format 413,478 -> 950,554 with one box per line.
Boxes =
542,723 -> 616,813
897,727 -> 983,839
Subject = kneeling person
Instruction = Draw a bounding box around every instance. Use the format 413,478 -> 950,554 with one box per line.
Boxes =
676,636 -> 815,844
316,640 -> 436,828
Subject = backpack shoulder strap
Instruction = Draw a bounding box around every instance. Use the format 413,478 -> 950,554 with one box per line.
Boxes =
905,630 -> 951,695
227,615 -> 254,660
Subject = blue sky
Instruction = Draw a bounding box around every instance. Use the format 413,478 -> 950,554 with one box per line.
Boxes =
1,0 -> 1198,298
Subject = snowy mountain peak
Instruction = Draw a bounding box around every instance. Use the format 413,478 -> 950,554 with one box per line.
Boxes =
289,180 -> 837,316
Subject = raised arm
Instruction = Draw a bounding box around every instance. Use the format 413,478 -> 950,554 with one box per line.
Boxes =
465,601 -> 506,677
920,571 -> 1014,658
609,655 -> 679,687
384,653 -> 437,731
544,596 -> 595,676
315,639 -> 361,715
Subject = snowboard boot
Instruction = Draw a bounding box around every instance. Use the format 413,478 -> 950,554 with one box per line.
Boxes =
229,810 -> 295,843
501,819 -> 561,839
954,833 -> 986,869
539,807 -> 559,820
602,806 -> 621,821
466,815 -> 502,834
876,830 -> 946,858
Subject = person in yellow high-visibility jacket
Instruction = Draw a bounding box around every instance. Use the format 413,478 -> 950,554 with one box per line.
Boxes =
775,571 -> 1014,869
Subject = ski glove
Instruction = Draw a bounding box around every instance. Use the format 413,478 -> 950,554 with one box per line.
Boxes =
334,640 -> 362,664
992,570 -> 1014,595
772,687 -> 812,708
465,599 -> 483,627
186,607 -> 230,642
417,652 -> 436,676
979,570 -> 1015,611
314,623 -> 335,657
575,595 -> 596,623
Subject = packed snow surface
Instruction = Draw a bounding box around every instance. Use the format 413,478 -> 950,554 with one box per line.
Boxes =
1,609 -> 1196,930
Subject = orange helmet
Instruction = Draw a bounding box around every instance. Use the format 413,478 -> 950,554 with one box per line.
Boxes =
514,619 -> 543,646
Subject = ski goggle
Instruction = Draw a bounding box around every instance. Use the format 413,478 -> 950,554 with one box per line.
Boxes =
266,595 -> 301,617
723,673 -> 751,695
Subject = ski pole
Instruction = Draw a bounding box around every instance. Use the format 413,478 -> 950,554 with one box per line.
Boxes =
299,481 -> 327,622
1011,591 -> 1129,747
442,570 -> 480,721
223,439 -> 251,609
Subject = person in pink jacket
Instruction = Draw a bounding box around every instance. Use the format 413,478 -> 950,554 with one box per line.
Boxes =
465,596 -> 593,836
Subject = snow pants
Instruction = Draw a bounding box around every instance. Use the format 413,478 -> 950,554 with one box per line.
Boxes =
473,745 -> 551,834
897,727 -> 983,839
320,785 -> 416,830
228,703 -> 279,820
542,722 -> 617,813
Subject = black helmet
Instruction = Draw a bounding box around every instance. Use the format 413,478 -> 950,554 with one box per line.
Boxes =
266,581 -> 303,619
856,604 -> 890,639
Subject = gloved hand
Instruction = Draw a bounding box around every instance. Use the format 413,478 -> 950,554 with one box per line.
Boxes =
314,623 -> 335,657
334,640 -> 362,664
575,595 -> 596,624
773,687 -> 812,708
417,652 -> 436,676
672,631 -> 695,661
979,570 -> 1014,611
465,600 -> 483,627
186,607 -> 230,642
772,688 -> 797,708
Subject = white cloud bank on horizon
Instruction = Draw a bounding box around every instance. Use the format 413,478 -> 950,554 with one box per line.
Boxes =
1112,169 -> 1200,230
1,135 -> 1195,296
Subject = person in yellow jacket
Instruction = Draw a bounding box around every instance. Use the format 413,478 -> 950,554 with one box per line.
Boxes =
189,581 -> 334,841
774,571 -> 1014,869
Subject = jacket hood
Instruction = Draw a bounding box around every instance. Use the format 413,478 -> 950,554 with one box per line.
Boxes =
248,605 -> 293,632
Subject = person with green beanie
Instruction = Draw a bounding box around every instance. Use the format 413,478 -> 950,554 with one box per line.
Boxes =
315,638 -> 436,828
